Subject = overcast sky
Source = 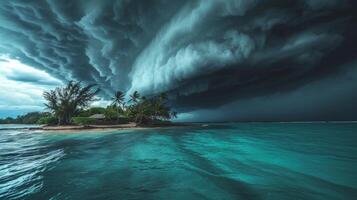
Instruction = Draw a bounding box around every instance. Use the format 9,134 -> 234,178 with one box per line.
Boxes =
0,0 -> 356,121
0,57 -> 61,117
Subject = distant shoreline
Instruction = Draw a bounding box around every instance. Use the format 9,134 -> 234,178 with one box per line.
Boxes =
0,122 -> 192,132
177,121 -> 357,124
1,121 -> 357,132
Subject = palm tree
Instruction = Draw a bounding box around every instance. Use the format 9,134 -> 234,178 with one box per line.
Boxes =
125,91 -> 178,125
127,91 -> 149,125
136,96 -> 148,124
171,111 -> 178,119
43,81 -> 100,125
111,91 -> 125,123
129,91 -> 140,103
154,92 -> 168,120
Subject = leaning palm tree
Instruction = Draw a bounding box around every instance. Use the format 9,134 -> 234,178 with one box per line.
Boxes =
111,91 -> 125,123
43,81 -> 100,125
129,91 -> 140,103
127,91 -> 148,125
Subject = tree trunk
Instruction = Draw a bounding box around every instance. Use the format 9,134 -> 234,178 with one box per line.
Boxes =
116,106 -> 119,124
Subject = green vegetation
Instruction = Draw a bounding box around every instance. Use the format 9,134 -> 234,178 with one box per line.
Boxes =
37,116 -> 58,125
104,106 -> 120,120
1,81 -> 177,126
77,107 -> 106,117
0,112 -> 50,124
111,91 -> 125,123
43,81 -> 100,125
72,117 -> 96,125
125,91 -> 177,125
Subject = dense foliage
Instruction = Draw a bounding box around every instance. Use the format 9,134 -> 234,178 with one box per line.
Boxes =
72,117 -> 96,125
111,91 -> 125,123
104,106 -> 123,120
1,82 -> 177,126
0,112 -> 50,124
43,81 -> 100,125
37,116 -> 58,125
77,107 -> 106,117
125,91 -> 177,125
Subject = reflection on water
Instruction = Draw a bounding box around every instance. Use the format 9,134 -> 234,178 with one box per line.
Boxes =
0,123 -> 357,200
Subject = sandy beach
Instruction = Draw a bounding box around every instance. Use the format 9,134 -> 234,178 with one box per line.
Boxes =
36,123 -> 139,133
23,122 -> 191,133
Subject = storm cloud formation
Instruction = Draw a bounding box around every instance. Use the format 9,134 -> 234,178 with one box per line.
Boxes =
0,0 -> 356,121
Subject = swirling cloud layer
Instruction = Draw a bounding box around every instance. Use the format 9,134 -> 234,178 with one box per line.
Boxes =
0,0 -> 356,120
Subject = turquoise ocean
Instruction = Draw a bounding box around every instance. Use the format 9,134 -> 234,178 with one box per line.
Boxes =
0,123 -> 356,199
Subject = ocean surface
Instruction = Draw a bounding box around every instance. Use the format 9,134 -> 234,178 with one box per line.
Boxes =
0,123 -> 357,200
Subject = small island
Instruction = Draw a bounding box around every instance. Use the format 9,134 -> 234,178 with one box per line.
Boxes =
0,81 -> 180,132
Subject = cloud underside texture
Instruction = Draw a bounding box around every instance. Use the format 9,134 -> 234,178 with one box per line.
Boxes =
0,0 -> 356,121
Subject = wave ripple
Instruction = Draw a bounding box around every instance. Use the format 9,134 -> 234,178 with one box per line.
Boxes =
0,123 -> 357,200
0,130 -> 64,199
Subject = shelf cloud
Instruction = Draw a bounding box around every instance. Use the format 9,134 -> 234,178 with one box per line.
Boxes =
0,0 -> 356,120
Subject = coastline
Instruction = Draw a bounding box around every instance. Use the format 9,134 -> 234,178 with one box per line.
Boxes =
1,121 -> 357,133
0,122 -> 193,133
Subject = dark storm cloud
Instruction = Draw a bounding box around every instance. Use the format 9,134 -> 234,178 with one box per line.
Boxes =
0,0 -> 356,120
5,71 -> 60,85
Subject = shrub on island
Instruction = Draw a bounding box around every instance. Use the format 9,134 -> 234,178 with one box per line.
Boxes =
72,117 -> 96,125
37,116 -> 58,125
104,108 -> 118,121
78,107 -> 106,117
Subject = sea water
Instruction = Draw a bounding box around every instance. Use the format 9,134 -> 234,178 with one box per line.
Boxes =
0,123 -> 356,200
